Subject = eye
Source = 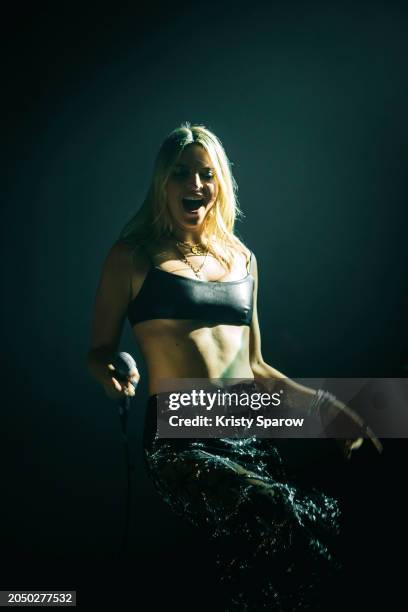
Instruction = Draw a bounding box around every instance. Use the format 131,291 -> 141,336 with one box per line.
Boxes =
171,168 -> 215,181
172,169 -> 189,179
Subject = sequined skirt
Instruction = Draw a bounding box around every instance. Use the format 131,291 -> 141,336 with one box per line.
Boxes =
143,382 -> 342,611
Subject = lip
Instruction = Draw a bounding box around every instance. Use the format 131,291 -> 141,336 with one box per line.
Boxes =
181,196 -> 205,215
182,205 -> 201,213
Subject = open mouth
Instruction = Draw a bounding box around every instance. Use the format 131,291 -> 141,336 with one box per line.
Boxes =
182,198 -> 205,213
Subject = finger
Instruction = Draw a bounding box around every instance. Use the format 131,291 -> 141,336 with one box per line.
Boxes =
341,439 -> 362,459
125,382 -> 136,396
355,419 -> 382,454
129,369 -> 140,382
349,438 -> 364,451
342,438 -> 364,459
326,401 -> 382,454
367,427 -> 383,454
111,377 -> 122,392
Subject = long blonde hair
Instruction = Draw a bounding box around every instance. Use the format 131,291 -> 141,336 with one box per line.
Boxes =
119,123 -> 250,269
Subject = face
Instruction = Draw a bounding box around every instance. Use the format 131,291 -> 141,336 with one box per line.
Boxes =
165,143 -> 218,235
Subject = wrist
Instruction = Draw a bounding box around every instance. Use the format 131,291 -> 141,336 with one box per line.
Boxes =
307,389 -> 338,419
87,351 -> 114,388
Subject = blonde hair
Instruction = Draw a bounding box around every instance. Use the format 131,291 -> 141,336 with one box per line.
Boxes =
119,122 -> 249,270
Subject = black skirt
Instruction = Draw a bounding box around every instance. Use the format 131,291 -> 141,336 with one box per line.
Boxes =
142,382 -> 342,611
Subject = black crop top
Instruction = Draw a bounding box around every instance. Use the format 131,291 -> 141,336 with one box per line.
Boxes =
127,252 -> 255,327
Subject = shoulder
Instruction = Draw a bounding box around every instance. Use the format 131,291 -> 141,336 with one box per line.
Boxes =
248,250 -> 258,280
105,240 -> 150,275
228,236 -> 252,268
250,251 -> 258,266
110,240 -> 160,301
237,243 -> 257,274
99,241 -> 152,301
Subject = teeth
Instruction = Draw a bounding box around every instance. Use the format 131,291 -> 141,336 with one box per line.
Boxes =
184,197 -> 203,201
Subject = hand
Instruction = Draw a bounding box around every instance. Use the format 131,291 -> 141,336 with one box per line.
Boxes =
340,437 -> 364,459
103,363 -> 140,400
320,396 -> 383,458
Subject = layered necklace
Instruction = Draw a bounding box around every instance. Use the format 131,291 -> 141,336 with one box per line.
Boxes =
174,239 -> 209,279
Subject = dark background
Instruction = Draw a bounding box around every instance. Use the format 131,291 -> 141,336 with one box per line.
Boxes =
2,1 -> 407,609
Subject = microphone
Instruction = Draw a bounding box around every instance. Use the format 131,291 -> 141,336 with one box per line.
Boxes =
111,352 -> 138,435
111,352 -> 138,554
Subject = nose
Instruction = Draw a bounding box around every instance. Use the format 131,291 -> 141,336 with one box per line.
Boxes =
187,172 -> 203,190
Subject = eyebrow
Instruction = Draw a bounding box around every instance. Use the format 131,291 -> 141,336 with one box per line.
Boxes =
174,163 -> 214,170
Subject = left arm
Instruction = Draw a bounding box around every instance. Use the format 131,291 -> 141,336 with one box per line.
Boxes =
249,253 -> 316,411
249,253 -> 370,456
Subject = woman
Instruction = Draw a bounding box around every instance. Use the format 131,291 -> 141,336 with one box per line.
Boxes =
87,123 -> 376,610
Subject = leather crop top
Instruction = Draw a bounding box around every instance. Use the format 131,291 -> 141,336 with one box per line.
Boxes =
127,252 -> 255,327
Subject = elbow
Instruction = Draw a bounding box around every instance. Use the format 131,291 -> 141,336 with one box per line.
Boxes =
250,358 -> 267,378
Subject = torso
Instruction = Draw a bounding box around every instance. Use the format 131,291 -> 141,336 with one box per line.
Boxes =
129,239 -> 255,396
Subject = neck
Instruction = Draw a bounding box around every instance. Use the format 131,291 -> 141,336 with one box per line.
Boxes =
171,228 -> 205,245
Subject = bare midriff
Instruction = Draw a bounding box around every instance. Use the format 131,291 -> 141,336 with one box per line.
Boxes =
132,319 -> 253,396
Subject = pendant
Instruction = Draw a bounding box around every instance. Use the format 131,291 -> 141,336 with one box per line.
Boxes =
191,245 -> 206,255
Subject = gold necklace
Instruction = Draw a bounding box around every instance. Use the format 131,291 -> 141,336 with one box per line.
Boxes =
174,242 -> 209,279
175,240 -> 208,256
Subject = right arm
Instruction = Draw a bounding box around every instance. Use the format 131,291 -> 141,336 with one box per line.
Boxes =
87,241 -> 139,399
